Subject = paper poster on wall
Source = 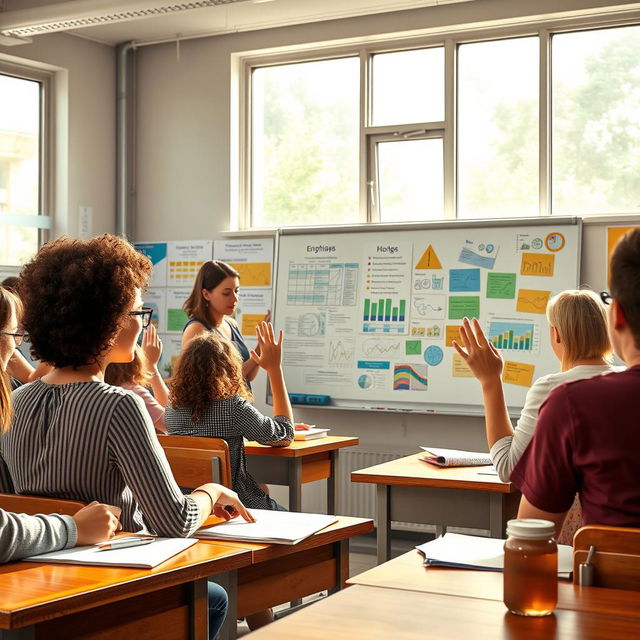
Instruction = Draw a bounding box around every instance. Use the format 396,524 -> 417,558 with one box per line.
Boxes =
607,226 -> 638,282
143,288 -> 167,333
158,334 -> 183,378
167,240 -> 212,287
166,288 -> 190,333
213,238 -> 274,337
135,242 -> 168,287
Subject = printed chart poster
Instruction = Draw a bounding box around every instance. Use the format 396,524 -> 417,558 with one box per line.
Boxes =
135,242 -> 168,287
214,238 -> 274,337
143,288 -> 167,333
166,288 -> 190,333
167,240 -> 212,287
158,333 -> 183,379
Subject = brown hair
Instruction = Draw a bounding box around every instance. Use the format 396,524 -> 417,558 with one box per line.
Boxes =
0,287 -> 22,431
104,345 -> 152,387
19,235 -> 152,368
183,261 -> 240,327
546,289 -> 611,362
610,228 -> 640,347
169,333 -> 252,421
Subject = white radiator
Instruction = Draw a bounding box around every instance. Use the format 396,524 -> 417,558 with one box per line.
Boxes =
341,449 -> 436,533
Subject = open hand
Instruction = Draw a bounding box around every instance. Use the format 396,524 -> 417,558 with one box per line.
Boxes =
212,486 -> 255,523
451,317 -> 504,385
142,324 -> 163,367
250,322 -> 283,373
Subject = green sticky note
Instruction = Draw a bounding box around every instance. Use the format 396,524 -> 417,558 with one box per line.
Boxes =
487,272 -> 516,299
406,340 -> 421,355
167,308 -> 188,332
449,296 -> 480,320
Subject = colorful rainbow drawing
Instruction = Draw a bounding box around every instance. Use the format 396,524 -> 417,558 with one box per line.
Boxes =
393,365 -> 428,391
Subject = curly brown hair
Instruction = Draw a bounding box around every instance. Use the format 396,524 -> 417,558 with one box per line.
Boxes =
170,333 -> 252,421
19,234 -> 152,368
104,345 -> 151,387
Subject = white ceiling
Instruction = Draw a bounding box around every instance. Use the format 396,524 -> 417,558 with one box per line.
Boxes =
0,0 -> 473,46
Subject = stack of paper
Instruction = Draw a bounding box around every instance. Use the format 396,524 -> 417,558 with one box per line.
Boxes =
196,509 -> 338,545
294,427 -> 330,441
420,446 -> 492,467
416,533 -> 573,578
23,537 -> 198,569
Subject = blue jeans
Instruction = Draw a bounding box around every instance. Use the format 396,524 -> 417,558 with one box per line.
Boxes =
208,581 -> 228,639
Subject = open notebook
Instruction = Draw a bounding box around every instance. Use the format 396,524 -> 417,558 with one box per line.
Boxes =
22,537 -> 198,569
416,533 -> 573,579
420,447 -> 492,468
196,509 -> 337,545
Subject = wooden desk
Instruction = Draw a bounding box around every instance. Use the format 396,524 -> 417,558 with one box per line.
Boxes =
351,452 -> 520,562
245,436 -> 359,513
347,550 -> 640,619
0,541 -> 253,640
242,583 -> 640,639
204,516 -> 373,640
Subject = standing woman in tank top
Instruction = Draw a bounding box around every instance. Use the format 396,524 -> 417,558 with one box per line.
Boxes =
182,261 -> 268,384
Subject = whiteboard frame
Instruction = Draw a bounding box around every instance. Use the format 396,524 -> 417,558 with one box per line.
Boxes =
268,216 -> 583,416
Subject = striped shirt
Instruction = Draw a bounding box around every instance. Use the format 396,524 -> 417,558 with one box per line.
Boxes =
0,380 -> 199,536
165,396 -> 293,509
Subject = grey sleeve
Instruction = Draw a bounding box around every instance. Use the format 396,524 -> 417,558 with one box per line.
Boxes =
234,398 -> 294,447
490,377 -> 551,482
0,508 -> 77,563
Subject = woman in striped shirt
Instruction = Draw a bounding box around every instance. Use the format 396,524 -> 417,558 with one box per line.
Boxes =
0,235 -> 252,637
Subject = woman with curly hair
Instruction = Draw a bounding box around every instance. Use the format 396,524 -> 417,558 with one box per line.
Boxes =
166,322 -> 294,511
0,235 -> 252,638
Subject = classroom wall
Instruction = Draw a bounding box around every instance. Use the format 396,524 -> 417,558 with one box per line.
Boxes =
131,0 -> 640,510
0,33 -> 116,240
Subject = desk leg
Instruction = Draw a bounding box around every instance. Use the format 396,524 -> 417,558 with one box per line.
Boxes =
489,493 -> 506,538
327,449 -> 339,515
329,538 -> 349,594
376,484 -> 391,564
191,577 -> 209,640
210,571 -> 237,640
288,458 -> 303,512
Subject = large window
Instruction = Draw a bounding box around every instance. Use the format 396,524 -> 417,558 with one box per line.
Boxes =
0,70 -> 48,265
242,19 -> 640,228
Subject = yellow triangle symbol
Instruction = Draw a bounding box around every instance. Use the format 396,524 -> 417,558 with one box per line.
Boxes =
415,244 -> 442,269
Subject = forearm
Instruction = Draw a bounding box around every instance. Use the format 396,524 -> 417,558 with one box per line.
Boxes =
6,351 -> 34,384
480,378 -> 514,448
517,495 -> 567,538
149,368 -> 170,407
268,368 -> 293,421
189,487 -> 220,527
242,358 -> 260,382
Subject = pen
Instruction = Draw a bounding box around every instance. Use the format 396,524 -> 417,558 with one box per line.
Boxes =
96,536 -> 155,551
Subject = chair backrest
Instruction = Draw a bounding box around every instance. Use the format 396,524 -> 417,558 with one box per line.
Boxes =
158,435 -> 232,489
573,525 -> 640,590
0,493 -> 85,517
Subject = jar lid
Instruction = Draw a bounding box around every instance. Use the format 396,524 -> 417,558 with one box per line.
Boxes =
506,518 -> 556,539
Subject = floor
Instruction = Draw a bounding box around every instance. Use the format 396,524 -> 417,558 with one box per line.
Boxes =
236,530 -> 432,636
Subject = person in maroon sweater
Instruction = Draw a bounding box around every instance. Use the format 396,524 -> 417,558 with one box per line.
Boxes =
510,228 -> 640,534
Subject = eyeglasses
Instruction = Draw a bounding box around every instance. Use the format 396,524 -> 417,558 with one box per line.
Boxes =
128,307 -> 153,328
600,291 -> 612,306
0,331 -> 28,346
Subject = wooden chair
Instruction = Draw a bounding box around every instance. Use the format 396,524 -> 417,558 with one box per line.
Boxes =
0,493 -> 85,517
573,525 -> 640,591
159,435 -> 232,489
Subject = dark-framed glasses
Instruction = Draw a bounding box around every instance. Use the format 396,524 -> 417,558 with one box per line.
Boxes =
0,331 -> 28,346
600,291 -> 612,306
128,307 -> 153,328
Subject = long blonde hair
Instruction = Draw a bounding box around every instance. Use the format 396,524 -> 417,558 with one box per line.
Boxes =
0,287 -> 22,431
546,289 -> 611,363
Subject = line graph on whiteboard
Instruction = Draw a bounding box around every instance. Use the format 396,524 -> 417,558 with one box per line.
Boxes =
361,338 -> 401,358
328,338 -> 355,367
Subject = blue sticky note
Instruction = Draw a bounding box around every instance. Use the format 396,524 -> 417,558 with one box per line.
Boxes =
449,268 -> 481,292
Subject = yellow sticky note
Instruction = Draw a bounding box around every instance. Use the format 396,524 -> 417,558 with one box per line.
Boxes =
241,313 -> 266,336
502,361 -> 535,387
516,289 -> 551,314
445,325 -> 462,347
520,252 -> 554,277
229,262 -> 272,287
452,352 -> 474,378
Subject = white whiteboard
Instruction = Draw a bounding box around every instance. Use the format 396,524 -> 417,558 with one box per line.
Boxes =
272,218 -> 582,415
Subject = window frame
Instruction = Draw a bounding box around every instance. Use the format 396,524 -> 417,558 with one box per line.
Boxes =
0,60 -> 52,266
236,11 -> 640,230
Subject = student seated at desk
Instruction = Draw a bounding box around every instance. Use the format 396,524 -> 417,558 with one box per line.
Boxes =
0,285 -> 119,562
166,322 -> 294,511
453,290 -> 615,542
511,229 -> 640,533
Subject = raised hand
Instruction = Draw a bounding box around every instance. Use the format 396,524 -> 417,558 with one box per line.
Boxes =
142,323 -> 163,368
250,321 -> 283,373
451,317 -> 504,385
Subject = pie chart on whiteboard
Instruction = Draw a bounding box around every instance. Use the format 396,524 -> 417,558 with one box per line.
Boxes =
358,374 -> 373,390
